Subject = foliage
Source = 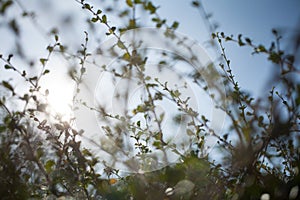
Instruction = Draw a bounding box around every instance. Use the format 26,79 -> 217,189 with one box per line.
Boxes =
0,0 -> 299,199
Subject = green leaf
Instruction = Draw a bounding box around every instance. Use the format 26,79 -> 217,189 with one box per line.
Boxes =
211,33 -> 216,39
102,15 -> 107,23
245,37 -> 252,45
83,3 -> 90,9
268,52 -> 281,64
238,34 -> 245,46
36,147 -> 44,159
146,2 -> 156,14
7,54 -> 13,62
117,40 -> 126,49
129,19 -> 136,28
153,141 -> 162,148
82,148 -> 92,156
2,81 -> 14,93
0,125 -> 6,133
126,0 -> 133,7
122,52 -> 131,61
91,17 -> 98,23
171,90 -> 181,98
80,67 -> 86,74
201,115 -> 208,122
45,160 -> 55,173
0,0 -> 13,15
97,9 -> 102,14
47,45 -> 53,53
171,21 -> 179,29
109,26 -> 116,34
40,58 -> 48,66
43,69 -> 50,75
192,1 -> 200,7
186,129 -> 194,136
4,64 -> 12,69
257,45 -> 266,52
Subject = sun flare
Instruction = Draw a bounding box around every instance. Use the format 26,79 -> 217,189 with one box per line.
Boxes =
45,80 -> 74,121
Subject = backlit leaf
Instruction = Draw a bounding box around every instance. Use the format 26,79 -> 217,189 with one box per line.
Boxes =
102,15 -> 107,23
126,0 -> 133,7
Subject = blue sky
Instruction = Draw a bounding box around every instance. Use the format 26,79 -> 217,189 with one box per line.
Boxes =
1,0 -> 299,99
157,0 -> 300,96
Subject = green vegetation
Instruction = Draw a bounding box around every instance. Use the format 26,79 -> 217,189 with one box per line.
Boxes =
0,0 -> 299,199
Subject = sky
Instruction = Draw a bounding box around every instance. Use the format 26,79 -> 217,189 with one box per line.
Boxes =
1,0 -> 299,98
157,0 -> 300,96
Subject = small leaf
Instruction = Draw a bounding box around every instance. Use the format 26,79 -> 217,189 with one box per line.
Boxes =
225,36 -> 232,41
40,58 -> 48,66
211,33 -> 216,39
272,29 -> 278,36
7,54 -> 13,62
4,64 -> 12,69
109,26 -> 116,34
171,90 -> 181,98
80,67 -> 86,74
146,2 -> 156,14
97,9 -> 102,14
29,76 -> 37,82
102,15 -> 107,23
117,40 -> 126,49
91,17 -> 98,23
257,45 -> 266,52
47,45 -> 53,53
126,0 -> 133,7
186,129 -> 193,136
245,37 -> 252,45
45,160 -> 55,173
238,34 -> 245,46
129,19 -> 136,28
171,21 -> 179,29
192,1 -> 200,7
43,69 -> 50,75
82,148 -> 92,156
83,3 -> 90,9
2,81 -> 14,93
0,0 -> 13,15
122,52 -> 131,61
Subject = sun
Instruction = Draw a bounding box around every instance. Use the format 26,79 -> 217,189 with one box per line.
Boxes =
43,79 -> 74,122
48,85 -> 73,121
